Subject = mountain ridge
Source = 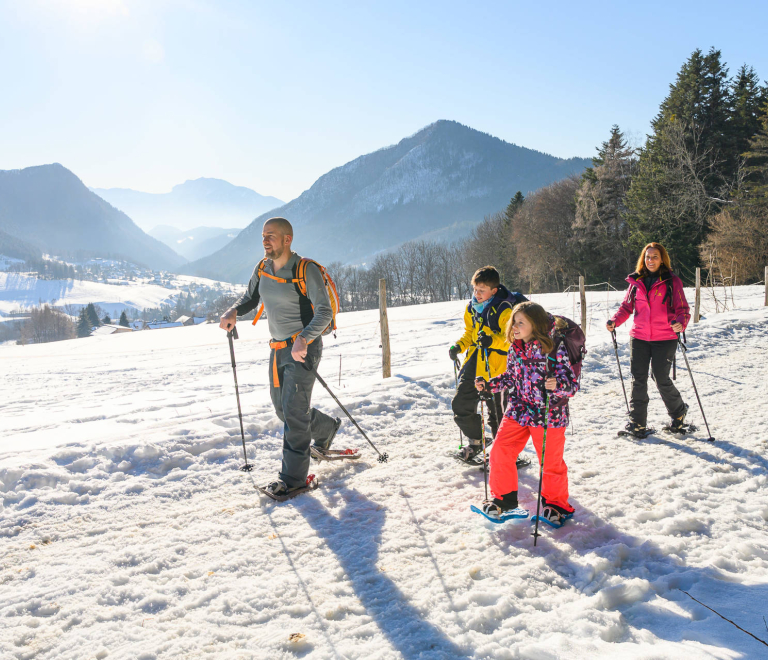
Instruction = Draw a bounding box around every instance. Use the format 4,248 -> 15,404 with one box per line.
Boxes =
0,163 -> 186,270
181,120 -> 591,283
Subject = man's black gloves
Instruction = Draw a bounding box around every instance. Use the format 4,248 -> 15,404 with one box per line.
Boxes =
449,345 -> 461,361
477,333 -> 493,349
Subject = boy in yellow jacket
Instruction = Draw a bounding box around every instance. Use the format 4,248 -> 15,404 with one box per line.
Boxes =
449,266 -> 527,461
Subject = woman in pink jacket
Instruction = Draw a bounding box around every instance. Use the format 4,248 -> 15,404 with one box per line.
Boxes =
606,242 -> 690,437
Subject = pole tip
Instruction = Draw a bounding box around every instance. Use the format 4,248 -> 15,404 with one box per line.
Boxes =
378,453 -> 389,463
239,464 -> 254,472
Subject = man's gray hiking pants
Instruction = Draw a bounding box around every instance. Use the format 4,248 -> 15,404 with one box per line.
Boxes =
269,338 -> 337,489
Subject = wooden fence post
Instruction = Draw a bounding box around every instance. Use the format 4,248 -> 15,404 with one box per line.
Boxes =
379,278 -> 391,378
579,276 -> 587,338
694,267 -> 701,323
765,266 -> 768,307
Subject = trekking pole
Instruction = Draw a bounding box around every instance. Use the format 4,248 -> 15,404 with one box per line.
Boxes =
302,358 -> 389,462
226,327 -> 253,472
480,393 -> 489,502
481,346 -> 501,437
532,363 -> 553,546
677,334 -> 715,442
454,359 -> 464,449
610,329 -> 630,416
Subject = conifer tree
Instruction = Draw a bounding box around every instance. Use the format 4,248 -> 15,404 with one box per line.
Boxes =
76,309 -> 91,338
85,303 -> 100,328
119,311 -> 130,327
741,102 -> 768,203
626,48 -> 735,276
504,192 -> 525,224
574,125 -> 637,283
730,65 -> 768,167
102,314 -> 111,325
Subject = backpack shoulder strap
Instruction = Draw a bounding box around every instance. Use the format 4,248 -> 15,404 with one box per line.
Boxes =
295,258 -> 326,298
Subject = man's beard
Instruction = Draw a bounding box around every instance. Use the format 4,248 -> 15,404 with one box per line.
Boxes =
264,245 -> 286,260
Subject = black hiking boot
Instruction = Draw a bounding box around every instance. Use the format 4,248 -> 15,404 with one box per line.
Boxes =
457,443 -> 483,462
481,491 -> 520,518
264,479 -> 289,497
668,404 -> 689,433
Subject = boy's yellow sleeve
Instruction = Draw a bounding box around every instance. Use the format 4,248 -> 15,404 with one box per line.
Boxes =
455,308 -> 474,352
489,308 -> 511,351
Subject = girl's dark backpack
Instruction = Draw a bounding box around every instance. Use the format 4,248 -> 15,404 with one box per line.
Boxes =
551,316 -> 587,381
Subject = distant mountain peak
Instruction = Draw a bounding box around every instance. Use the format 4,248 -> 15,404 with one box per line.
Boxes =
92,179 -> 284,231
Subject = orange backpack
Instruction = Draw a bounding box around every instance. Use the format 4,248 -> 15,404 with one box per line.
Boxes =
251,257 -> 340,336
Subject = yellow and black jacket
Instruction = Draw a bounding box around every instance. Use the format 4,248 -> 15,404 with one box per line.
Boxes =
454,285 -> 527,381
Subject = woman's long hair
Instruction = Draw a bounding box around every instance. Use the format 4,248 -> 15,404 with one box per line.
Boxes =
506,301 -> 565,354
635,242 -> 672,276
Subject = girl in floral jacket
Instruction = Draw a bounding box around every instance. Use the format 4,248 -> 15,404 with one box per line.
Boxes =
475,301 -> 579,525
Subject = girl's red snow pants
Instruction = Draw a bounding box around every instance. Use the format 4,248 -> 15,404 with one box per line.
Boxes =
489,416 -> 573,512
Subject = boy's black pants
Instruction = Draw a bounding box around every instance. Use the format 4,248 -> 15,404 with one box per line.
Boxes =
451,352 -> 503,442
629,337 -> 686,426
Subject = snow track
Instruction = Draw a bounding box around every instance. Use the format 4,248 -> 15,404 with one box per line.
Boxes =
1,287 -> 767,658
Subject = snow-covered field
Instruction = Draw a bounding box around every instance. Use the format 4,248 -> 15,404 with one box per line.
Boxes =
0,272 -> 244,318
1,286 -> 767,659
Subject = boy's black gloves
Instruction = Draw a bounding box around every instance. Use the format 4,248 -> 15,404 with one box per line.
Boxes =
477,333 -> 493,349
449,344 -> 461,361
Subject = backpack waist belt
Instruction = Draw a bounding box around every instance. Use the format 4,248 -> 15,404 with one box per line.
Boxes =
269,332 -> 315,387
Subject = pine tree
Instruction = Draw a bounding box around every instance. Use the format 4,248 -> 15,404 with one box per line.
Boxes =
85,303 -> 100,328
626,48 -> 735,276
741,101 -> 768,203
119,310 -> 130,327
730,65 -> 768,167
76,309 -> 91,338
574,125 -> 637,283
102,314 -> 111,325
504,192 -> 525,224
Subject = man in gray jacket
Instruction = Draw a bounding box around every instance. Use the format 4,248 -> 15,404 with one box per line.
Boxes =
220,217 -> 340,496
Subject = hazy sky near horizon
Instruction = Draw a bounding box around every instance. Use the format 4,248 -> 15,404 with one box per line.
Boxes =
1,0 -> 767,202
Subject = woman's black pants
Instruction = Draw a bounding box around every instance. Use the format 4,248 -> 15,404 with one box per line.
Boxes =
629,337 -> 686,426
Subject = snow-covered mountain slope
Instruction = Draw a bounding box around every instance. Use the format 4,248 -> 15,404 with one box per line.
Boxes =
1,286 -> 767,659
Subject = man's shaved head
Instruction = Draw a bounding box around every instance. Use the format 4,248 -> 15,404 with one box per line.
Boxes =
263,217 -> 293,236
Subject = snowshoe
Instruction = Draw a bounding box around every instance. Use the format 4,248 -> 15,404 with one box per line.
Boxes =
663,405 -> 693,435
471,501 -> 529,524
531,505 -> 572,529
662,422 -> 698,436
310,446 -> 361,462
618,422 -> 655,439
451,440 -> 492,465
475,455 -> 532,472
256,475 -> 318,502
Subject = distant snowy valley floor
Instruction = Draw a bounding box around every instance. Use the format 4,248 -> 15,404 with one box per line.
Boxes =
1,286 -> 768,659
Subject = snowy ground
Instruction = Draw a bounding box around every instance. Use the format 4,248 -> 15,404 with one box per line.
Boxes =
1,285 -> 767,659
0,272 -> 243,319
0,272 -> 180,318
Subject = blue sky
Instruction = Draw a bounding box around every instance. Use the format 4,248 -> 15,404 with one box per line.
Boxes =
1,0 -> 766,201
